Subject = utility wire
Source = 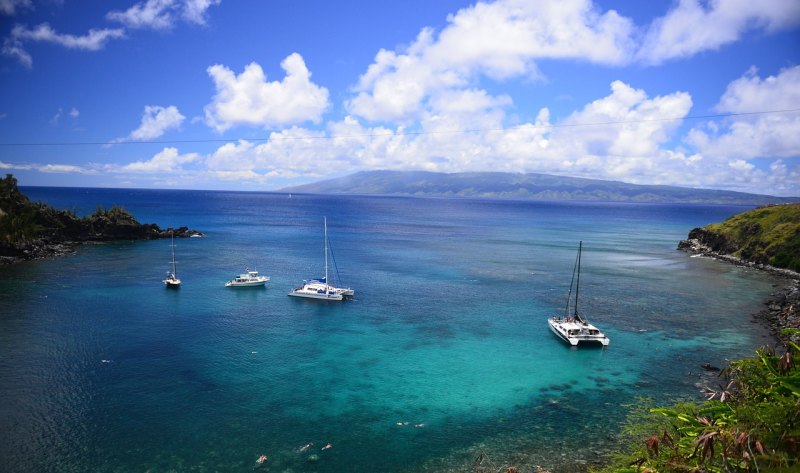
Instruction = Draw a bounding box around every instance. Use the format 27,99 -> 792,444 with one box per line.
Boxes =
1,108 -> 798,147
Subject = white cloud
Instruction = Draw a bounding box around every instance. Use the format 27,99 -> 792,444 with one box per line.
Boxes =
10,23 -> 125,50
107,0 -> 220,30
687,66 -> 800,160
107,0 -> 175,30
182,0 -> 220,25
204,53 -> 330,132
68,108 -> 80,119
121,147 -> 198,172
0,0 -> 31,16
0,160 -> 93,174
50,107 -> 63,125
347,0 -> 635,122
115,105 -> 186,142
2,23 -> 125,67
638,0 -> 800,64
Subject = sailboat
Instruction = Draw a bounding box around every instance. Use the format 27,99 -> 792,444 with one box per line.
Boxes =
547,241 -> 609,346
163,230 -> 181,288
288,217 -> 354,301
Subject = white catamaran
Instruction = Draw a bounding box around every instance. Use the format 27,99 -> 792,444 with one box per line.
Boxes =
547,241 -> 609,347
163,230 -> 181,288
288,217 -> 354,301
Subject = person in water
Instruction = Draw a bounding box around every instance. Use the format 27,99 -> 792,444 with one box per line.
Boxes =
256,454 -> 267,464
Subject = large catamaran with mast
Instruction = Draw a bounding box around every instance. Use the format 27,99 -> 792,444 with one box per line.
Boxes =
547,241 -> 609,347
288,217 -> 354,301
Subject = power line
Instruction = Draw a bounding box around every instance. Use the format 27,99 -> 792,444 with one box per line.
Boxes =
1,108 -> 798,148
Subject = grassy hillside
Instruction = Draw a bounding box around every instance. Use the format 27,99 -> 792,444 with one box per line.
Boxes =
702,204 -> 800,271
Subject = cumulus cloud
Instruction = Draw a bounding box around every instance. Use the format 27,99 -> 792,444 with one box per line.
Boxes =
121,147 -> 198,172
2,23 -> 125,67
107,0 -> 220,30
687,66 -> 800,160
638,0 -> 800,64
114,105 -> 186,143
204,53 -> 330,132
347,0 -> 635,122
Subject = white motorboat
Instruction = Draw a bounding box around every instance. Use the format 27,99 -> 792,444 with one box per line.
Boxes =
163,230 -> 181,288
225,269 -> 269,287
289,217 -> 354,301
547,241 -> 609,347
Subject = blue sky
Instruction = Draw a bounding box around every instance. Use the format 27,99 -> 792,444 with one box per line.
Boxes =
1,0 -> 799,196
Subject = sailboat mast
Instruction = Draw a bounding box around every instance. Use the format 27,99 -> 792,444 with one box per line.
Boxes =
574,241 -> 582,319
324,217 -> 329,289
171,230 -> 177,276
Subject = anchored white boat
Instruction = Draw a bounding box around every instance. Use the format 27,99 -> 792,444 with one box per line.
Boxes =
547,241 -> 609,347
225,269 -> 269,287
163,230 -> 181,288
289,217 -> 354,301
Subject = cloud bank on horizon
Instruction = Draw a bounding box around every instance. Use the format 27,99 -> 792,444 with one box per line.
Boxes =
0,0 -> 798,196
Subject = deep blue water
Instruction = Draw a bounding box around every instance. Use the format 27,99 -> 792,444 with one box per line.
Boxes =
0,188 -> 780,472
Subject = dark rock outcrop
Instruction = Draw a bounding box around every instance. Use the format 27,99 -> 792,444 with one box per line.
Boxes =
0,174 -> 202,264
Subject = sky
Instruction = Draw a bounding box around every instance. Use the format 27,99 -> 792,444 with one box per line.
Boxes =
0,0 -> 799,196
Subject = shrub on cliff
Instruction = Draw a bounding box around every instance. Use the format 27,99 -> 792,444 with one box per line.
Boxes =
601,343 -> 800,472
693,204 -> 800,271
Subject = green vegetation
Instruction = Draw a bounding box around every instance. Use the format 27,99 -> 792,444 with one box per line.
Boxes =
0,173 -> 138,245
601,343 -> 800,472
0,173 -> 41,243
705,204 -> 800,271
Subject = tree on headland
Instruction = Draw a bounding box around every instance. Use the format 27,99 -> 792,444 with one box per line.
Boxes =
0,173 -> 42,243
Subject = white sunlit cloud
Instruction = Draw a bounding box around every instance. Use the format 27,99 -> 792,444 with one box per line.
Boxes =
204,53 -> 330,132
687,66 -> 800,161
113,105 -> 186,143
120,147 -> 199,173
2,23 -> 125,68
107,0 -> 220,30
347,0 -> 635,123
638,0 -> 800,65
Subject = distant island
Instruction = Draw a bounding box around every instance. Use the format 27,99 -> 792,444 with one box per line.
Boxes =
0,174 -> 202,264
280,170 -> 798,205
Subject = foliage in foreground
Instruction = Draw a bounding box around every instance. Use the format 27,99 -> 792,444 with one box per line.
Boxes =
601,343 -> 800,473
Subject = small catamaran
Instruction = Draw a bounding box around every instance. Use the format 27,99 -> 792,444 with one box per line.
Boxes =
288,217 -> 354,301
547,241 -> 609,347
163,230 -> 181,288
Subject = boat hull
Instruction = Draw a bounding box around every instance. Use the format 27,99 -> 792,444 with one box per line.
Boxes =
225,279 -> 268,287
548,318 -> 609,347
288,290 -> 343,301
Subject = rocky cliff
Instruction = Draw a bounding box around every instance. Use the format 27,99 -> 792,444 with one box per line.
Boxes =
678,203 -> 800,273
0,174 -> 202,263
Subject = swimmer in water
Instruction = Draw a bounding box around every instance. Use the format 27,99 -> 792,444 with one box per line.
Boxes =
299,443 -> 313,452
256,454 -> 267,464
322,443 -> 332,450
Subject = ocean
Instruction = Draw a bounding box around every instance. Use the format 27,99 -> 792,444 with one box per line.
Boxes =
0,188 -> 781,472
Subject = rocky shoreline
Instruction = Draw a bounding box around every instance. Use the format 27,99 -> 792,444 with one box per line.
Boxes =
678,234 -> 800,345
0,225 -> 203,265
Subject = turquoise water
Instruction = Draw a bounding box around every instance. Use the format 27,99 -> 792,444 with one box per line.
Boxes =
0,190 -> 780,472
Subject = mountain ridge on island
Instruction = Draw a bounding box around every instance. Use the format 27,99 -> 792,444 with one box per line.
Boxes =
0,174 -> 202,264
279,170 -> 798,205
